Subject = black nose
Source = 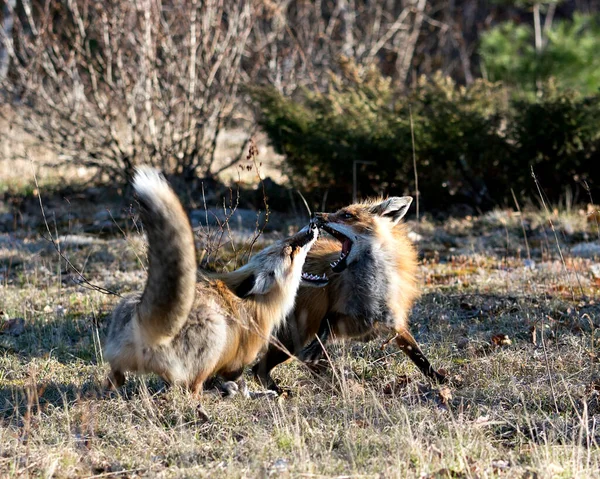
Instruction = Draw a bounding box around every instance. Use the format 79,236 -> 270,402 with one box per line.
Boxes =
313,214 -> 325,227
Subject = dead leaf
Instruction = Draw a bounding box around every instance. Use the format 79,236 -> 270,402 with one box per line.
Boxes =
587,204 -> 600,223
382,375 -> 412,395
426,468 -> 467,478
380,333 -> 398,350
529,325 -> 537,345
491,459 -> 510,472
474,415 -> 491,425
438,386 -> 453,405
585,381 -> 600,395
491,334 -> 512,347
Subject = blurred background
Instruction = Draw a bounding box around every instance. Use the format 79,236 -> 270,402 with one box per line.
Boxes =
1,0 -> 600,220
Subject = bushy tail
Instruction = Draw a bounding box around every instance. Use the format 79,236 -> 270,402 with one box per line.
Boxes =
133,166 -> 196,346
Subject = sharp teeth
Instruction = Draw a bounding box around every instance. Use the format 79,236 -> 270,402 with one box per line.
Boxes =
303,272 -> 327,281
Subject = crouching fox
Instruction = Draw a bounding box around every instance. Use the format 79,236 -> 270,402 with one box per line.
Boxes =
104,167 -> 324,395
254,197 -> 446,392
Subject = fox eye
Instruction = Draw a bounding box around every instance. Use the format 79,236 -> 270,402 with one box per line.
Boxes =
341,212 -> 354,219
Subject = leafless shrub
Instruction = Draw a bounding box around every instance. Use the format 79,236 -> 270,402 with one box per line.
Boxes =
0,0 -> 253,181
246,0 -> 429,93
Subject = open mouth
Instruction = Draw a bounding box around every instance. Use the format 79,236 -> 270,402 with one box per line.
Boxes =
321,224 -> 353,273
301,271 -> 328,286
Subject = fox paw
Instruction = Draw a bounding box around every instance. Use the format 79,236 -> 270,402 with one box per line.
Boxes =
221,379 -> 251,399
299,339 -> 325,365
248,389 -> 279,399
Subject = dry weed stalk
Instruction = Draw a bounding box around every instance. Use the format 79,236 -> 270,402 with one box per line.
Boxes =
197,138 -> 270,271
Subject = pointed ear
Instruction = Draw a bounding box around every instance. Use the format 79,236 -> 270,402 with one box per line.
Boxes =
234,271 -> 276,298
370,197 -> 412,224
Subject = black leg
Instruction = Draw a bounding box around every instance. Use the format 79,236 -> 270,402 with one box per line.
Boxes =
252,342 -> 294,394
298,313 -> 339,365
396,329 -> 447,384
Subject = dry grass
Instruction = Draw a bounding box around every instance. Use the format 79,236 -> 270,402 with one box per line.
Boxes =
1,198 -> 600,478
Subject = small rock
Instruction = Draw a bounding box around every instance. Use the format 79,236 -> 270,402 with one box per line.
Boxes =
57,234 -> 98,246
93,210 -> 113,222
408,231 -> 423,242
491,459 -> 510,471
523,259 -> 536,269
0,213 -> 15,231
268,458 -> 288,477
571,242 -> 600,258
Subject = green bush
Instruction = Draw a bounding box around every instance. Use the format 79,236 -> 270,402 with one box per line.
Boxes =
252,69 -> 600,210
250,66 -> 414,201
509,84 -> 600,200
252,69 -> 513,209
408,75 -> 512,208
480,14 -> 600,95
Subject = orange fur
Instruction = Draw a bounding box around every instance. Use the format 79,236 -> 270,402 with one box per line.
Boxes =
255,197 -> 446,390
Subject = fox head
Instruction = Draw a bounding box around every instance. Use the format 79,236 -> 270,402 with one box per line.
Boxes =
226,220 -> 328,322
315,196 -> 413,273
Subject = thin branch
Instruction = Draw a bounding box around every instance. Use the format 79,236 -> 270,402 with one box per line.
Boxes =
31,162 -> 121,297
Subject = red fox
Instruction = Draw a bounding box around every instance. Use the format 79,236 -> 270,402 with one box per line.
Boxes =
103,167 -> 324,395
253,196 -> 446,392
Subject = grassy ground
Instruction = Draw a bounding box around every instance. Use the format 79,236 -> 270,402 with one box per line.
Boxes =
1,198 -> 600,478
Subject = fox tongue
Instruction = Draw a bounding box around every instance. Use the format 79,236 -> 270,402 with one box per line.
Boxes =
342,238 -> 352,255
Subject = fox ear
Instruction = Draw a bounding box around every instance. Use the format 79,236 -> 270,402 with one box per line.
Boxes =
234,272 -> 276,297
234,274 -> 256,298
371,196 -> 412,224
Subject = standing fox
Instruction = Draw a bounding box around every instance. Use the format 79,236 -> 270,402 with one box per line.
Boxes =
254,197 -> 446,392
104,167 -> 324,395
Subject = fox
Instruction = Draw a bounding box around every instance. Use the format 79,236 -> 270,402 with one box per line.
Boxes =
103,166 -> 325,396
253,196 -> 446,392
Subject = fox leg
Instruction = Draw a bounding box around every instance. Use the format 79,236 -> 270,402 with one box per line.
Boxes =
298,314 -> 336,366
395,328 -> 446,383
105,369 -> 125,390
252,317 -> 306,394
190,369 -> 213,398
252,344 -> 293,394
216,368 -> 249,398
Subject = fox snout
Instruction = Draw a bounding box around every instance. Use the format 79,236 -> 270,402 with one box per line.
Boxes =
288,220 -> 319,252
314,213 -> 328,225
